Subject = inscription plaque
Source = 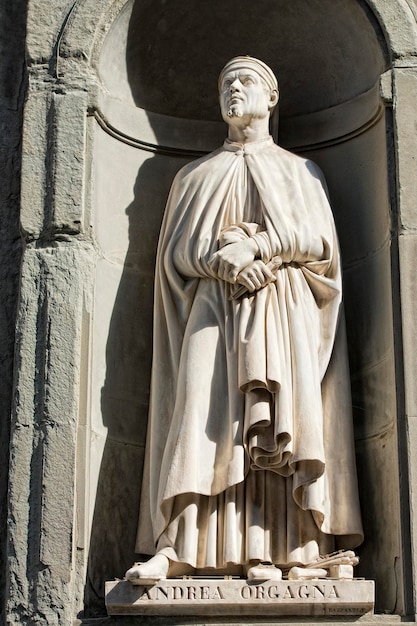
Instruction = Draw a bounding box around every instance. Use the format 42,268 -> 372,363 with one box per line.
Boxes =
105,579 -> 374,616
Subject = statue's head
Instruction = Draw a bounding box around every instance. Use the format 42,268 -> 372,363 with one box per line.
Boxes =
218,56 -> 279,124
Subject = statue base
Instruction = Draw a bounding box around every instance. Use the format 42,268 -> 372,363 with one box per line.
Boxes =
105,578 -> 374,617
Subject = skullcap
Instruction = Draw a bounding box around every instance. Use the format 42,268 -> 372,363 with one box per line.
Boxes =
218,56 -> 278,93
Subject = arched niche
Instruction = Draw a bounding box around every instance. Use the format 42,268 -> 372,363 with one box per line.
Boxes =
80,0 -> 407,616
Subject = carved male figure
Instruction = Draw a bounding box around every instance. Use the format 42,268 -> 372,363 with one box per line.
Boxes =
126,56 -> 363,584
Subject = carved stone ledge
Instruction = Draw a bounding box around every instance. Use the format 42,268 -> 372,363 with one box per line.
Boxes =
105,578 -> 374,617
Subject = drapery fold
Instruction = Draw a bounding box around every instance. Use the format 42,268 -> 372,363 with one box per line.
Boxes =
136,137 -> 363,567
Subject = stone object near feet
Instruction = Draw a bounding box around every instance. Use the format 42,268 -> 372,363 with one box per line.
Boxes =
329,564 -> 355,579
287,549 -> 359,580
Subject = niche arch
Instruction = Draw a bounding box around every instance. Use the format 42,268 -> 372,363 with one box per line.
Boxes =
58,0 -> 417,66
61,0 -> 417,617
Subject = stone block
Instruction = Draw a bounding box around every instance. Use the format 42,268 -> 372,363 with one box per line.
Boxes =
50,92 -> 88,233
105,579 -> 374,617
365,1 -> 417,58
393,68 -> 417,231
26,0 -> 77,64
328,565 -> 354,580
20,91 -> 49,237
7,244 -> 96,623
21,90 -> 88,240
398,233 -> 417,417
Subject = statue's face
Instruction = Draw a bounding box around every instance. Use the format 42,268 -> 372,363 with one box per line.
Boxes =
219,69 -> 274,123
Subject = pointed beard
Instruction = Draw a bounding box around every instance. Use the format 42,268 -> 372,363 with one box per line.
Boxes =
227,107 -> 243,118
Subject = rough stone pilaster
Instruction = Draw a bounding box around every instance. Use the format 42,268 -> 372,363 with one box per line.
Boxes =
393,65 -> 417,620
7,245 -> 96,625
7,34 -> 97,621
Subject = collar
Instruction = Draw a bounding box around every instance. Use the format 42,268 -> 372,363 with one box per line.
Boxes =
223,136 -> 273,156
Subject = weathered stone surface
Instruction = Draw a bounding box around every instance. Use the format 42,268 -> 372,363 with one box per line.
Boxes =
26,0 -> 79,64
393,69 -> 417,232
398,234 -> 417,417
105,579 -> 374,617
365,0 -> 417,58
58,0 -> 129,64
21,89 -> 88,240
19,90 -> 49,237
7,245 -> 96,625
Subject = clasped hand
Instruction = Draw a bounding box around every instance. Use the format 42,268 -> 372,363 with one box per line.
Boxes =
235,260 -> 276,293
208,240 -> 275,293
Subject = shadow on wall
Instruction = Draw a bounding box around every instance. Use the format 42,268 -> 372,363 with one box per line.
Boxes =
83,149 -> 188,617
0,0 -> 27,622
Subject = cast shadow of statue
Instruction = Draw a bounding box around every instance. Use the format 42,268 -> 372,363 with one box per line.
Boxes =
81,2 -> 227,613
83,148 -> 190,617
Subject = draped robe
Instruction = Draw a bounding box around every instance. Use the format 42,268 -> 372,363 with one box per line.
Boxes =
136,136 -> 363,569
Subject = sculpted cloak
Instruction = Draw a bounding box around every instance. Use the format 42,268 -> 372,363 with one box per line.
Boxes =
136,136 -> 363,569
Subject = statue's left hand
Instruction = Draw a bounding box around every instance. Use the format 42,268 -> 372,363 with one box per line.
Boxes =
236,260 -> 276,293
208,240 -> 258,283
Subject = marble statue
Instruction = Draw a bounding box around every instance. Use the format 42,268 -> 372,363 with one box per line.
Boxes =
126,56 -> 363,585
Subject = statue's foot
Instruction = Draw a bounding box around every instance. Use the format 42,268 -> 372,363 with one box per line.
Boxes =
247,562 -> 282,582
125,554 -> 170,586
